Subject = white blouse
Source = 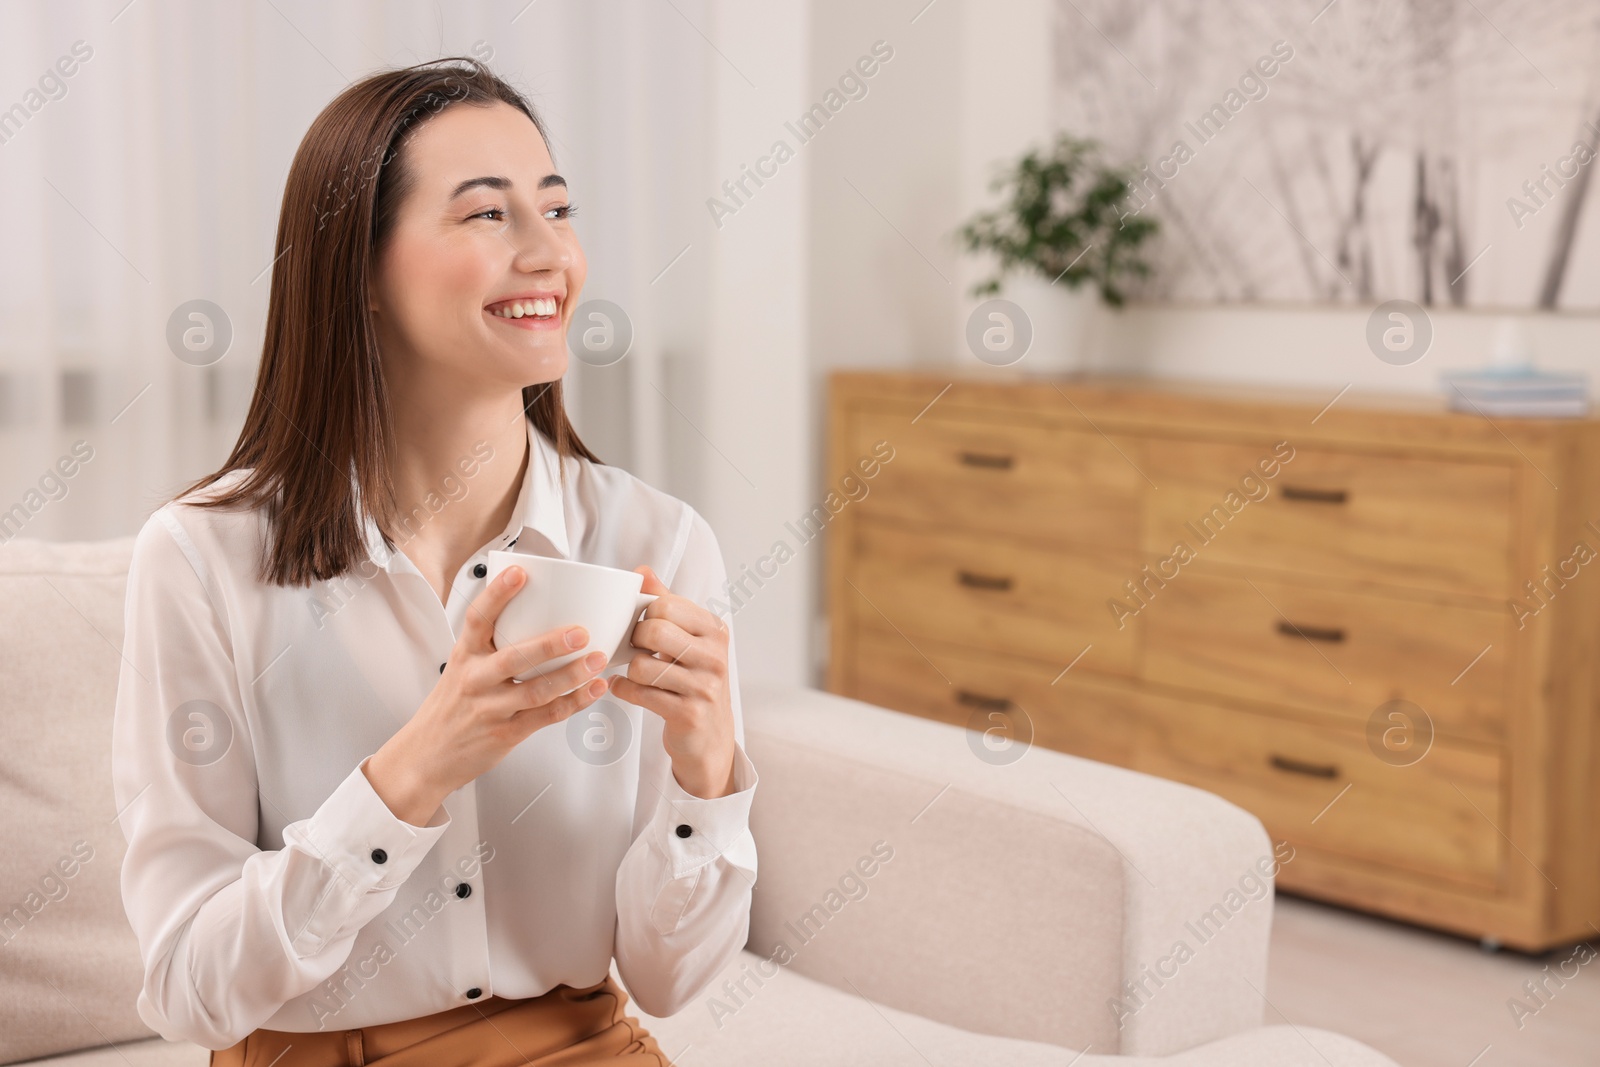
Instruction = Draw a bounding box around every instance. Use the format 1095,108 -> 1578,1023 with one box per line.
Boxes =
110,417 -> 758,1049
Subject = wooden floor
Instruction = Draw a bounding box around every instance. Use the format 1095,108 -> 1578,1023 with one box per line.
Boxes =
1269,894 -> 1600,1066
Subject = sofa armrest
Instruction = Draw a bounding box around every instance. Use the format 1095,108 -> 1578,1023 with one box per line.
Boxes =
739,680 -> 1274,1057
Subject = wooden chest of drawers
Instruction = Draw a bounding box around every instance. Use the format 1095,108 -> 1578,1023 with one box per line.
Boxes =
825,370 -> 1600,951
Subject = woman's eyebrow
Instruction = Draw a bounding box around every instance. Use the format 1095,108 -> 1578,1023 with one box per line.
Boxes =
447,174 -> 568,200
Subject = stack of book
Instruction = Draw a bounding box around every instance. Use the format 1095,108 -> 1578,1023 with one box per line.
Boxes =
1442,367 -> 1589,418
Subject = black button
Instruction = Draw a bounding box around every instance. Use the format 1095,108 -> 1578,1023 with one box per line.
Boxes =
466,987 -> 482,999
675,824 -> 692,838
455,882 -> 472,899
371,848 -> 387,864
440,662 -> 447,674
472,563 -> 487,578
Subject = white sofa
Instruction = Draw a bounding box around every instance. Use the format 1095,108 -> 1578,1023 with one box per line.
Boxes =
0,536 -> 1397,1066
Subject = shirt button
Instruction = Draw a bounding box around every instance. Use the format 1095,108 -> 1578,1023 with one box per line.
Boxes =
466,987 -> 482,999
455,882 -> 472,899
472,563 -> 487,578
675,824 -> 693,838
371,848 -> 387,864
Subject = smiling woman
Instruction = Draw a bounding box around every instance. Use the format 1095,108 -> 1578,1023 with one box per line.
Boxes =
110,55 -> 756,1067
173,57 -> 599,589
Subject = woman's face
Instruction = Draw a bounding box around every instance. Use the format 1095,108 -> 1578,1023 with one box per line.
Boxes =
371,100 -> 585,394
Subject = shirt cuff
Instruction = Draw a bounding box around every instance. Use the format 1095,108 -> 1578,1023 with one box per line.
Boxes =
297,755 -> 453,894
651,742 -> 758,879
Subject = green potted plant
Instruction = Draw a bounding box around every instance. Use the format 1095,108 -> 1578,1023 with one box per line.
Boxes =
955,133 -> 1157,371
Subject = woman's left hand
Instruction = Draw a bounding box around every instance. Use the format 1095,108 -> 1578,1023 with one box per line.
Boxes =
607,565 -> 737,799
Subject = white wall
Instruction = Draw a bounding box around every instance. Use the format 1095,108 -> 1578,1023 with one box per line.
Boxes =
696,1 -> 814,688
805,0 -> 1055,376
1105,303 -> 1600,393
807,0 -> 1600,399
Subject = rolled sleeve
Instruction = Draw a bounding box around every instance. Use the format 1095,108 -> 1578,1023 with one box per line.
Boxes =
647,742 -> 758,880
298,756 -> 451,896
612,504 -> 759,1018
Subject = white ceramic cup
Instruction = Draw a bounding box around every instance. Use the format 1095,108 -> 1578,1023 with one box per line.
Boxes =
484,550 -> 658,690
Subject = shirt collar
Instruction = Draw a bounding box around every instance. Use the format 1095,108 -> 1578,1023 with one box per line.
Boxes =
357,418 -> 570,572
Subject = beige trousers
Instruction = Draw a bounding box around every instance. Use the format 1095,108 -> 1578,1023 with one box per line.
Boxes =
208,975 -> 672,1067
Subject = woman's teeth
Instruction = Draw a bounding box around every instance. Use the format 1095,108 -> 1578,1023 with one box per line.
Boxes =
491,297 -> 559,319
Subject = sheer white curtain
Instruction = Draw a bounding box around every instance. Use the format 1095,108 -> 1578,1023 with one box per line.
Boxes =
0,0 -> 712,541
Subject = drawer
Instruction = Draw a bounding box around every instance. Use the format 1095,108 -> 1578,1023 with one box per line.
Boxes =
847,404 -> 1141,549
1134,699 -> 1504,890
849,517 -> 1137,678
847,622 -> 1144,767
1142,439 -> 1516,597
1140,573 -> 1510,743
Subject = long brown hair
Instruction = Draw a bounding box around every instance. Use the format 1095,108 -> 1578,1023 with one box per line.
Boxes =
171,57 -> 601,588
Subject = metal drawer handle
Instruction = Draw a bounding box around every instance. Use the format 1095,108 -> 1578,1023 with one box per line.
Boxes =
955,689 -> 1012,711
957,451 -> 1015,470
1269,754 -> 1340,779
956,570 -> 1013,592
1281,486 -> 1348,504
1276,620 -> 1345,643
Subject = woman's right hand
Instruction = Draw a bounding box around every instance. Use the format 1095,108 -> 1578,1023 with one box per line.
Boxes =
362,564 -> 610,826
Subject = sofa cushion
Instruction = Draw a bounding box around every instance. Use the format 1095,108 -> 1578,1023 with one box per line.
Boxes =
627,950 -> 1398,1067
626,949 -> 1096,1065
0,537 -> 158,1065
